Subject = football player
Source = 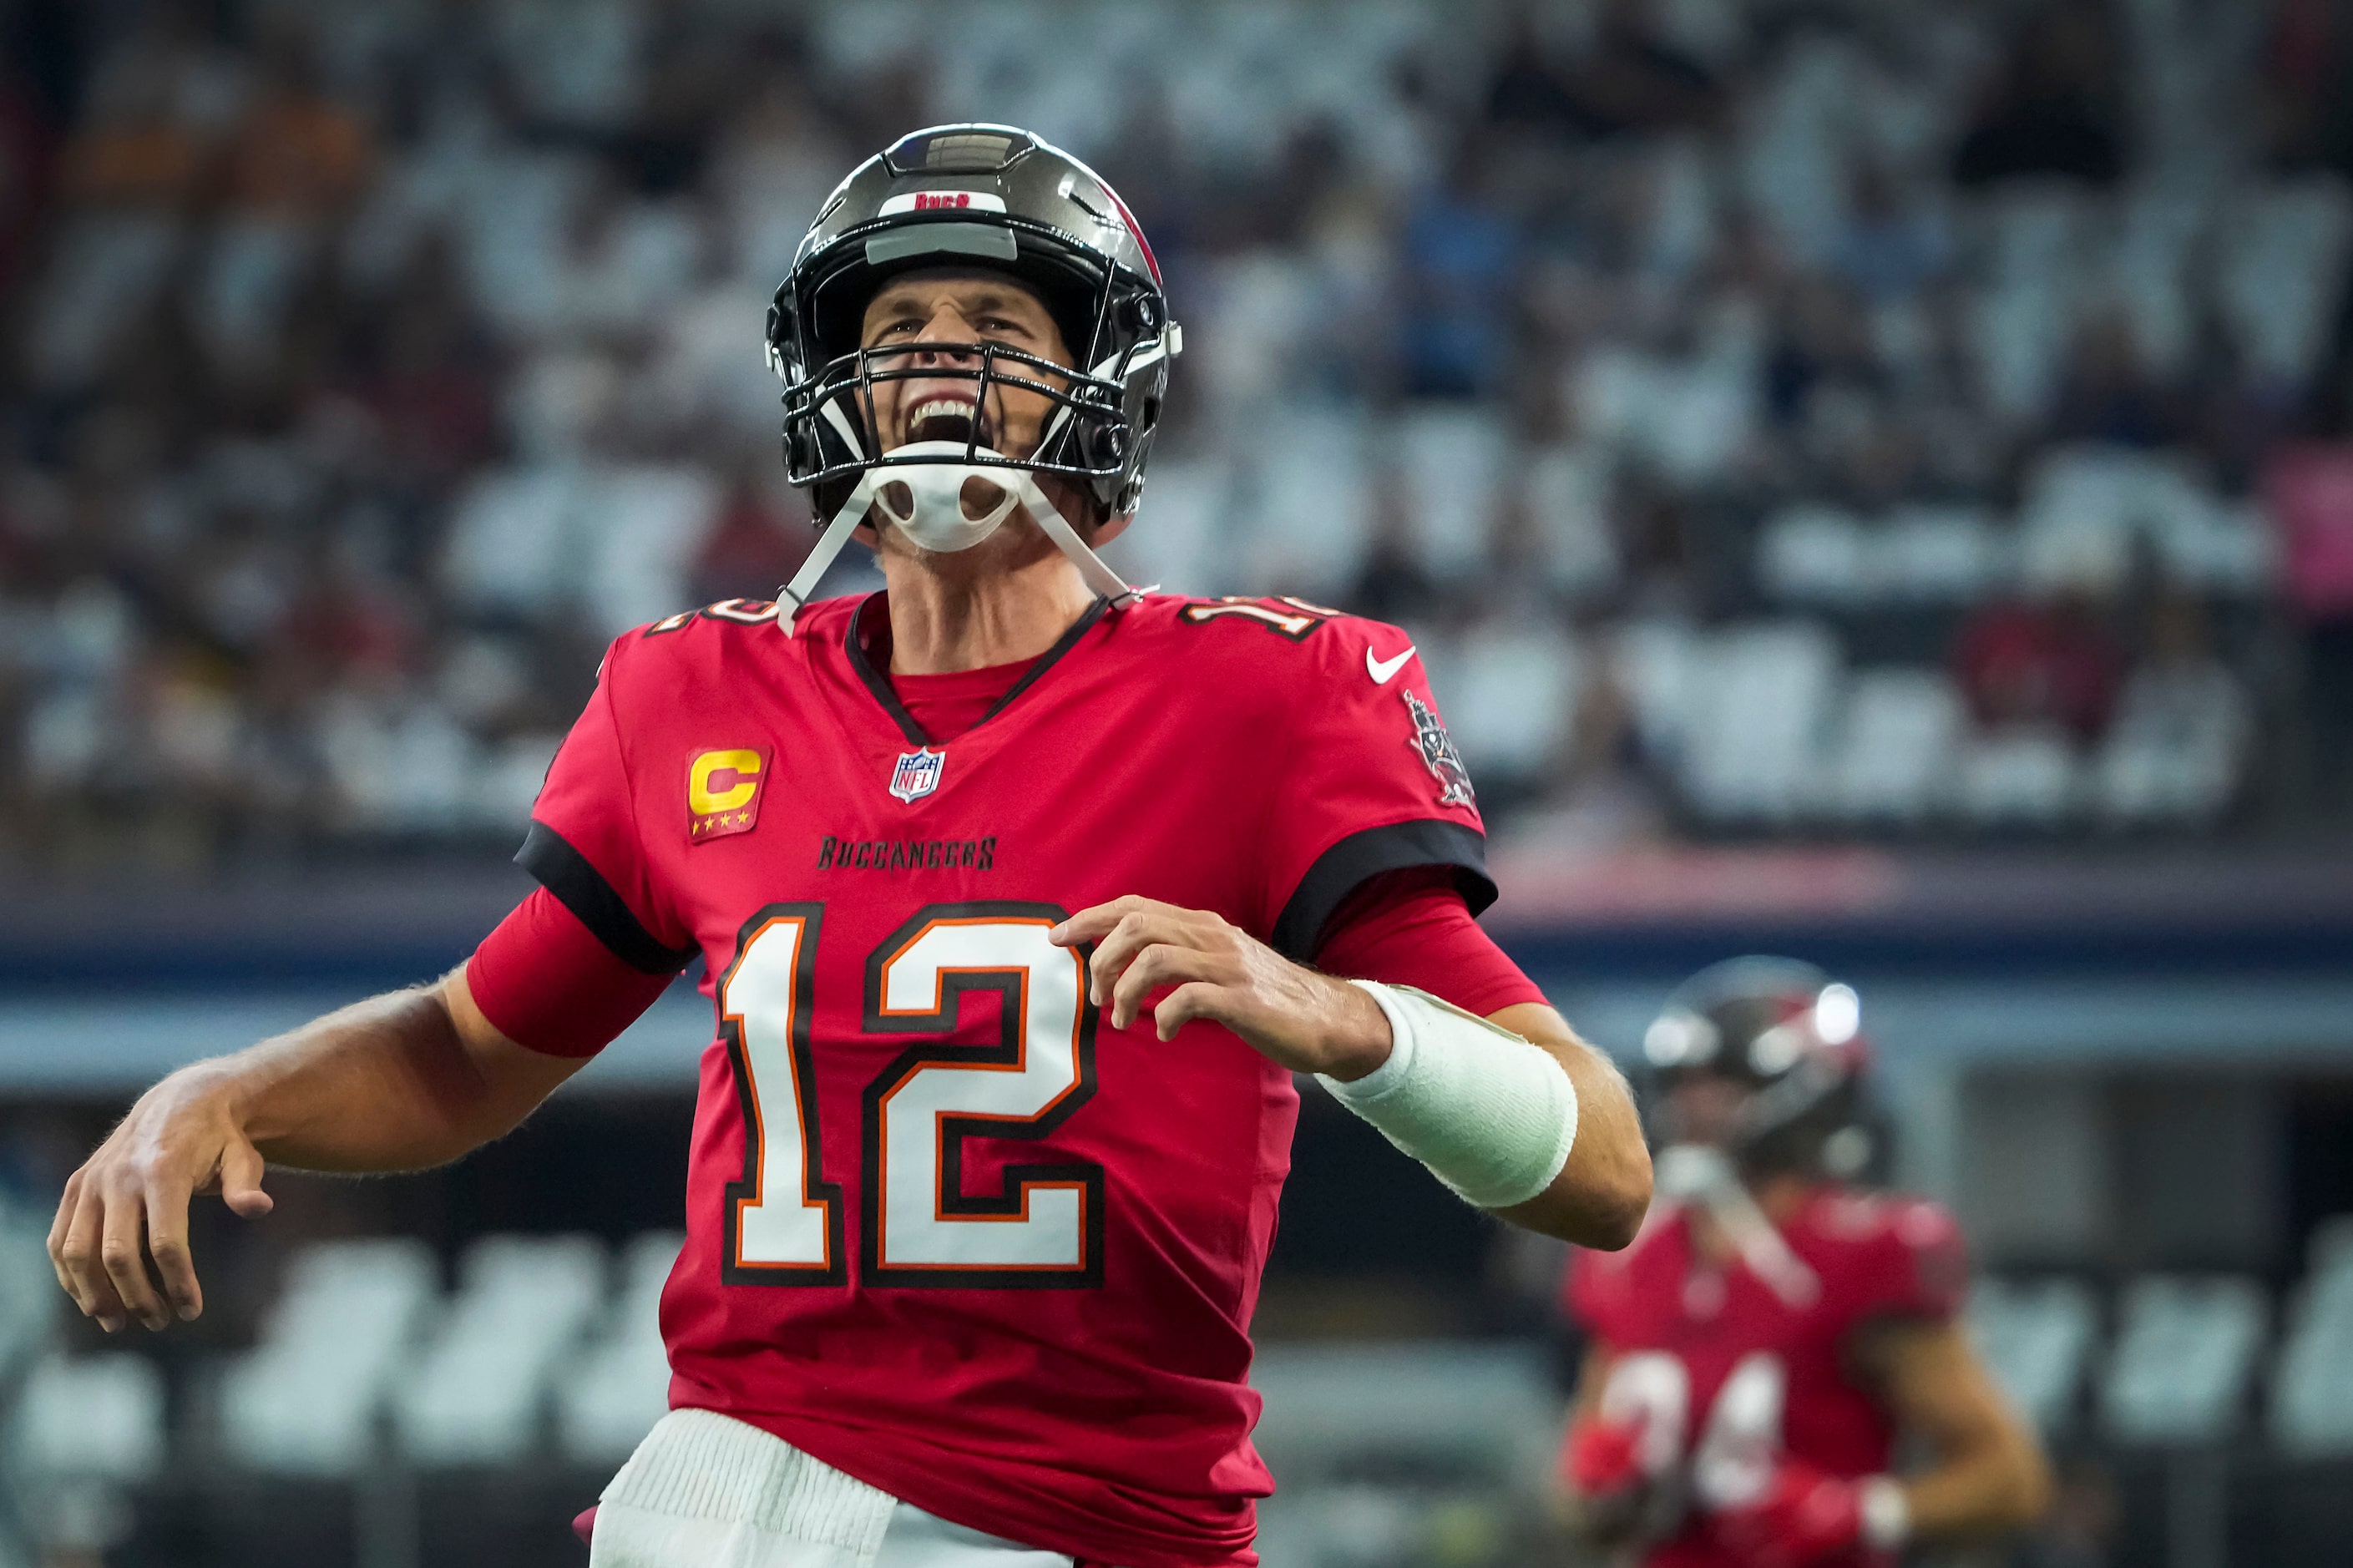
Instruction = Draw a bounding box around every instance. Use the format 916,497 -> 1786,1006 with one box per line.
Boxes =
50,125 -> 1651,1568
1557,959 -> 2049,1568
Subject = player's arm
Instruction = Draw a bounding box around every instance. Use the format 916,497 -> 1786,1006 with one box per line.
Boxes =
1854,1315 -> 2053,1540
49,968 -> 581,1334
1485,1001 -> 1649,1250
1052,894 -> 1650,1250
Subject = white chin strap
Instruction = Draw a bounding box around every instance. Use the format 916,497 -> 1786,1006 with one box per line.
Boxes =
777,440 -> 1146,634
1652,1143 -> 1821,1308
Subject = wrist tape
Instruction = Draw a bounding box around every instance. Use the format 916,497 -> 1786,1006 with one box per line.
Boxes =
1319,981 -> 1578,1210
1858,1475 -> 1910,1550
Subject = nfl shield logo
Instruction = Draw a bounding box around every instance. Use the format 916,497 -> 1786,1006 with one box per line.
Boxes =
888,747 -> 944,803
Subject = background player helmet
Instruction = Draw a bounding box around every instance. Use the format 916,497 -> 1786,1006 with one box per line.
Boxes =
1641,957 -> 1876,1180
767,124 -> 1176,530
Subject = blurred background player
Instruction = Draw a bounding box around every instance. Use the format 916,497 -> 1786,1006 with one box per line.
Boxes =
1557,959 -> 2050,1566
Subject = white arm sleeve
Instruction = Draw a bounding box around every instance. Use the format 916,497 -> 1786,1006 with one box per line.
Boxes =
1317,981 -> 1578,1211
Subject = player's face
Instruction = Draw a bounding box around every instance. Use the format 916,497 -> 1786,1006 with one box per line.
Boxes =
858,271 -> 1073,462
1658,1072 -> 1751,1151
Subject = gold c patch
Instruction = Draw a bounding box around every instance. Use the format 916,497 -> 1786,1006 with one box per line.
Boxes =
687,746 -> 769,843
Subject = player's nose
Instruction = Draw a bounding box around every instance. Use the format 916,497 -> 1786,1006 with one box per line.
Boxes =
909,306 -> 983,363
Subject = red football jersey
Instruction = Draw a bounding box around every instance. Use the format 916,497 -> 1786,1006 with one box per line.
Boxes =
522,590 -> 1494,1568
1564,1186 -> 1967,1568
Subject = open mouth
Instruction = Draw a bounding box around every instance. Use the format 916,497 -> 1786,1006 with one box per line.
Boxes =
905,396 -> 990,448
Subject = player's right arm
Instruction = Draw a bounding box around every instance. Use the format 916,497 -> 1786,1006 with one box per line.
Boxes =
50,965 -> 584,1334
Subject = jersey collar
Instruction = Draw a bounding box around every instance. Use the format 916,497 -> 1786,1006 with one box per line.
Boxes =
845,591 -> 1111,746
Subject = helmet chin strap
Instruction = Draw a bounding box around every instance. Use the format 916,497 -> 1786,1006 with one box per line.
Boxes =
777,441 -> 1147,635
1652,1144 -> 1821,1308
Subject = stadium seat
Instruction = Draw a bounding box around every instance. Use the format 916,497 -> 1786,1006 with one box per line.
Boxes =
1879,505 -> 2007,601
1521,443 -> 1620,600
1955,726 -> 2081,828
1394,404 -> 1509,582
2090,663 -> 2249,827
2100,1275 -> 2267,1445
1818,667 -> 1964,825
1756,505 -> 1870,605
14,1353 -> 165,1481
557,1232 -> 684,1464
1966,1277 -> 2098,1435
1237,407 -> 1374,599
1677,622 -> 1841,823
1249,1342 -> 1556,1485
1430,620 -> 1577,788
219,1238 -> 438,1474
392,1233 -> 607,1465
2272,1248 -> 2353,1458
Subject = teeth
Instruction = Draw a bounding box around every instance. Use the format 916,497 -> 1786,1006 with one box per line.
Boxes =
909,398 -> 977,424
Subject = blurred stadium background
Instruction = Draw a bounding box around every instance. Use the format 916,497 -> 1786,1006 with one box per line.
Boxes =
1,0 -> 2350,1563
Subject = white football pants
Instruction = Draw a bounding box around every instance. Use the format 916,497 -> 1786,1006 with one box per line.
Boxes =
588,1409 -> 1086,1568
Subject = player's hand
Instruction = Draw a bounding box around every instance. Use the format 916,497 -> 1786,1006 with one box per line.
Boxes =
1561,1413 -> 1647,1499
1708,1459 -> 1870,1568
1050,896 -> 1392,1079
49,1067 -> 273,1333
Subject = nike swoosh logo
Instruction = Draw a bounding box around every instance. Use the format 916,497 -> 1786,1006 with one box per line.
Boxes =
1366,645 -> 1416,685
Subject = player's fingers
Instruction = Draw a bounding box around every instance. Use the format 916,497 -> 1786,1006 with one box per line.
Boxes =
1153,981 -> 1234,1041
97,1176 -> 169,1331
215,1137 -> 274,1219
141,1171 -> 203,1323
1050,895 -> 1174,947
1086,911 -> 1191,1004
48,1167 -> 88,1303
59,1183 -> 128,1331
1109,943 -> 1222,1031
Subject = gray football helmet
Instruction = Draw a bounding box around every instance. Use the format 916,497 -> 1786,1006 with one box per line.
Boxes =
766,124 -> 1180,627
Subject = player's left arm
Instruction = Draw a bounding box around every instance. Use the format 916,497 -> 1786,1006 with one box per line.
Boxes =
1050,897 -> 1650,1250
1851,1315 -> 2054,1540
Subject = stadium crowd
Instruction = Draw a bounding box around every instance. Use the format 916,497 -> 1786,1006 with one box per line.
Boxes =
1,0 -> 2350,872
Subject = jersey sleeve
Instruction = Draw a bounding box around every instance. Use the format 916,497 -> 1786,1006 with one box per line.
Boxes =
466,886 -> 677,1058
1258,615 -> 1495,960
1314,867 -> 1546,1018
1841,1197 -> 1970,1326
514,638 -> 698,974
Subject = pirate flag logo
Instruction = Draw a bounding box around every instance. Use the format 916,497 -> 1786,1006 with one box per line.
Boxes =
1402,689 -> 1475,807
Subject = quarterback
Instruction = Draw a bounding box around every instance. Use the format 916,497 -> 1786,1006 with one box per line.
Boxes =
1558,959 -> 2048,1568
50,126 -> 1648,1566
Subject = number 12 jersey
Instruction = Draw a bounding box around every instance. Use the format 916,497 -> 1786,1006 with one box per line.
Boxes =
519,590 -> 1495,1568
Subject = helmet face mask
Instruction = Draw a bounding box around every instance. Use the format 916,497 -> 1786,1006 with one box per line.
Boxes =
767,124 -> 1176,594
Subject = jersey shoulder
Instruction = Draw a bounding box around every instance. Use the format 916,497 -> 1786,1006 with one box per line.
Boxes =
1125,593 -> 1417,693
1795,1186 -> 1968,1322
600,594 -> 843,695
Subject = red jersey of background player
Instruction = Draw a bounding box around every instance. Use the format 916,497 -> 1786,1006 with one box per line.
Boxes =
509,589 -> 1507,1568
1564,1185 -> 1968,1568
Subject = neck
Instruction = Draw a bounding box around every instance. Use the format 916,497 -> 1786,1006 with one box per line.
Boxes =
1688,1172 -> 1815,1263
875,522 -> 1099,675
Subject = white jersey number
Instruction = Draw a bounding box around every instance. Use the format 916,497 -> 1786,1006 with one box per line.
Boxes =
1597,1348 -> 1789,1509
720,903 -> 1101,1288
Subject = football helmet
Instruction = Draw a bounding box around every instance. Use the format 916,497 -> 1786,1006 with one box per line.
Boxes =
1641,956 -> 1875,1181
766,124 -> 1179,629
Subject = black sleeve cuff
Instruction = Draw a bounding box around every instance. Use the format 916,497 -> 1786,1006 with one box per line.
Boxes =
516,822 -> 696,975
1270,819 -> 1496,963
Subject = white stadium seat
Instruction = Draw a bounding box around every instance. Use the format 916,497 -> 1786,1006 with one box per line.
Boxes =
1819,667 -> 1965,825
558,1232 -> 685,1464
15,1353 -> 166,1482
1955,726 -> 2080,828
1677,622 -> 1841,823
2101,1275 -> 2267,1445
220,1238 -> 438,1474
1756,505 -> 1870,605
393,1233 -> 607,1465
1966,1277 -> 2097,1435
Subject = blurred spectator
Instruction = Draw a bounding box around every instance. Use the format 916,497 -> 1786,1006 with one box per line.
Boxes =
1555,0 -> 1723,142
691,473 -> 811,607
1952,3 -> 2129,187
1954,589 -> 2126,741
1830,164 -> 1949,305
218,30 -> 371,221
2260,0 -> 2353,175
1399,136 -> 1520,399
2050,313 -> 2182,449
